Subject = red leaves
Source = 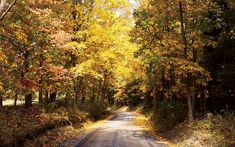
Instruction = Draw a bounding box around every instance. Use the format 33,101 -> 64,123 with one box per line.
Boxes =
19,78 -> 39,90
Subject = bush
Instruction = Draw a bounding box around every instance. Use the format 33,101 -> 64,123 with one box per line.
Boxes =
77,100 -> 107,120
153,100 -> 187,131
68,110 -> 86,127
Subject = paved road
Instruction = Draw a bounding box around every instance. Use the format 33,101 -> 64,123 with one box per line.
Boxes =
72,112 -> 169,147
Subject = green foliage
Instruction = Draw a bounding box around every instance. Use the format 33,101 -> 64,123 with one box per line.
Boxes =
117,79 -> 144,107
153,100 -> 187,131
77,100 -> 107,120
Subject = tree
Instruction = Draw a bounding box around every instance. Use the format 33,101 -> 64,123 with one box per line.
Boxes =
132,0 -> 212,123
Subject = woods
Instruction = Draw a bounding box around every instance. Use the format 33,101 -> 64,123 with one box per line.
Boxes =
131,0 -> 234,119
0,0 -> 138,108
0,0 -> 234,146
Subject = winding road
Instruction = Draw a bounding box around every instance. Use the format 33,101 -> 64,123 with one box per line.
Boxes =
72,112 -> 169,147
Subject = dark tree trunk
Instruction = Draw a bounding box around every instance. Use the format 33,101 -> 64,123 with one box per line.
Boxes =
170,64 -> 176,102
152,71 -> 158,119
25,94 -> 32,109
14,93 -> 18,107
144,90 -> 151,107
39,55 -> 44,104
23,50 -> 33,109
45,91 -> 49,103
179,1 -> 194,123
91,78 -> 96,102
50,92 -> 57,102
81,85 -> 86,102
98,79 -> 102,100
152,86 -> 158,119
0,94 -> 3,108
39,82 -> 43,104
65,92 -> 69,106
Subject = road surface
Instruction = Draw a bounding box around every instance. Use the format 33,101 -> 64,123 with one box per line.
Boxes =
72,112 -> 169,147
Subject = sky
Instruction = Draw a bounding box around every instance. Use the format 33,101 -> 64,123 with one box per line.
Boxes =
129,0 -> 139,11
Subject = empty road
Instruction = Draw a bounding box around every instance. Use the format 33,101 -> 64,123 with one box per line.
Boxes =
72,112 -> 169,147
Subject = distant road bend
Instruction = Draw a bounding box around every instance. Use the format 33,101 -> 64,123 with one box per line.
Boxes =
72,112 -> 169,147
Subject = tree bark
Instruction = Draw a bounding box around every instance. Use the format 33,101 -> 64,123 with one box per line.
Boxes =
0,0 -> 17,21
0,94 -> 3,108
91,78 -> 95,102
153,86 -> 158,118
49,92 -> 57,102
39,55 -> 44,104
23,50 -> 33,109
152,70 -> 158,119
25,94 -> 32,109
170,64 -> 176,102
81,83 -> 85,102
39,84 -> 43,104
179,1 -> 194,122
14,93 -> 18,107
65,92 -> 69,106
45,91 -> 49,103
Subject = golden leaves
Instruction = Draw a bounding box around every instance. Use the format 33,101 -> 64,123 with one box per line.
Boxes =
0,49 -> 7,63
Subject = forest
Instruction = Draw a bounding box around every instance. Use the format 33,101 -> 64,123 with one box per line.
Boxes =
0,0 -> 234,146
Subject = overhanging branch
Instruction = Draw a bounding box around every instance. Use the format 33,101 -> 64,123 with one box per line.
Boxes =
0,0 -> 16,21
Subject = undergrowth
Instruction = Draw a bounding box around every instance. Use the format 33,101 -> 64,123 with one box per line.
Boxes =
0,100 -> 109,146
168,111 -> 235,147
152,100 -> 187,131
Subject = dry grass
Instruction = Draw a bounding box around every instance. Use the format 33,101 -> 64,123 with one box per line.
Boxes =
167,113 -> 235,147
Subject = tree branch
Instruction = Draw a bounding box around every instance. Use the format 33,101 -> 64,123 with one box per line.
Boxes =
0,0 -> 16,21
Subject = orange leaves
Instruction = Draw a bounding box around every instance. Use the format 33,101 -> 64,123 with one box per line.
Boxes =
0,49 -> 7,63
19,78 -> 39,90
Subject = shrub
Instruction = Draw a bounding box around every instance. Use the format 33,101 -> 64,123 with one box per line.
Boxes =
77,100 -> 107,120
153,100 -> 187,131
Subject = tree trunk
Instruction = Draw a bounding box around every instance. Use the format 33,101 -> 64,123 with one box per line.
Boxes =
102,70 -> 108,102
39,56 -> 43,104
39,80 -> 43,104
152,70 -> 158,119
187,90 -> 194,122
170,64 -> 176,102
74,77 -> 79,101
14,93 -> 18,107
25,94 -> 32,109
0,94 -> 3,108
98,79 -> 102,100
179,2 -> 188,59
49,92 -> 57,102
65,92 -> 69,106
179,1 -> 194,122
152,86 -> 158,119
81,84 -> 85,102
91,78 -> 95,102
0,0 -> 16,21
45,91 -> 49,103
23,50 -> 33,109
